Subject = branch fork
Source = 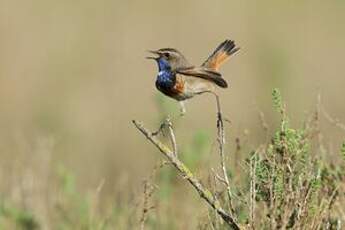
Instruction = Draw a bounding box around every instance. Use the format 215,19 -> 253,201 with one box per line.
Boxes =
132,95 -> 239,229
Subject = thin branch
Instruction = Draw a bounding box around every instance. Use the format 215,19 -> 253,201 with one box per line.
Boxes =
132,120 -> 241,230
315,186 -> 339,230
140,181 -> 154,230
152,118 -> 178,156
215,95 -> 235,215
321,106 -> 345,131
166,118 -> 178,156
318,94 -> 345,131
140,161 -> 166,230
211,168 -> 227,186
249,154 -> 256,229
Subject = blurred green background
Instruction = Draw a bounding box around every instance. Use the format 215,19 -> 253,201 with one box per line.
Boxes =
0,0 -> 344,229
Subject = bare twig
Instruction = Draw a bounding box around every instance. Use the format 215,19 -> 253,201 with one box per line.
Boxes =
312,186 -> 339,230
215,95 -> 235,215
318,94 -> 345,132
211,168 -> 227,186
140,161 -> 167,230
90,178 -> 105,224
258,110 -> 270,143
321,106 -> 345,131
166,118 -> 178,156
140,181 -> 155,230
152,118 -> 178,156
268,158 -> 277,230
249,153 -> 256,229
132,120 -> 241,230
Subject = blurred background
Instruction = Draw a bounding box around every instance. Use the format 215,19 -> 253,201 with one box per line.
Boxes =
0,0 -> 344,229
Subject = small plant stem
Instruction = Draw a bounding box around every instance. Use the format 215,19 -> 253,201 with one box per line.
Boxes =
166,118 -> 178,156
140,181 -> 150,230
249,153 -> 256,229
152,117 -> 178,156
139,161 -> 166,230
215,94 -> 235,215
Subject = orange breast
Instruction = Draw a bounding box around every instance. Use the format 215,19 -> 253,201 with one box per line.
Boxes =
172,75 -> 185,94
156,74 -> 187,101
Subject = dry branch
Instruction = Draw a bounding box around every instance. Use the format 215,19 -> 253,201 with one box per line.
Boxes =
132,120 -> 241,230
215,95 -> 235,215
140,161 -> 166,230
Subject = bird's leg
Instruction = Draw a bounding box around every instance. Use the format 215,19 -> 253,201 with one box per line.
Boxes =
179,101 -> 186,116
214,94 -> 223,129
210,92 -> 231,124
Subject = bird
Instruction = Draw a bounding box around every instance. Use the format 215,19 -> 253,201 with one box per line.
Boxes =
147,39 -> 239,115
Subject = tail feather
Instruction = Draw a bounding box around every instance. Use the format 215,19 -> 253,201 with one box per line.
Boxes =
202,39 -> 239,71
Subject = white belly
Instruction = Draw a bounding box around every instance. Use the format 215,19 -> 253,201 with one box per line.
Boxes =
179,74 -> 215,98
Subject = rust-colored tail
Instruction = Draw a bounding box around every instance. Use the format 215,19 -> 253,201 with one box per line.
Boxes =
202,40 -> 239,71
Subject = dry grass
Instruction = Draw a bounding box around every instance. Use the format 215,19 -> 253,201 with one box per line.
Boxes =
1,1 -> 345,229
131,89 -> 344,230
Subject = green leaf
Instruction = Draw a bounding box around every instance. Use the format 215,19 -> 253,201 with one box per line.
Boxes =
272,88 -> 283,112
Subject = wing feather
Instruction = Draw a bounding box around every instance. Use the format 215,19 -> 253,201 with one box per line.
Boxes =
176,67 -> 228,88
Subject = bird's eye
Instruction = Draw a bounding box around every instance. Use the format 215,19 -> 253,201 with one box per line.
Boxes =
164,53 -> 170,59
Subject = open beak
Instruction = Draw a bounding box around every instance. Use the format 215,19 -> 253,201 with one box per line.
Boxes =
146,50 -> 160,60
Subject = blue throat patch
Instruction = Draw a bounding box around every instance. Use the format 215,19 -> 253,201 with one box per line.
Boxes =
156,58 -> 175,89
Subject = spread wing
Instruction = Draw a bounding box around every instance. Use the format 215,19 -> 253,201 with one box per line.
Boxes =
176,67 -> 228,88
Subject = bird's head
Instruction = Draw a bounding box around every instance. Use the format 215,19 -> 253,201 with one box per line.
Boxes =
146,48 -> 190,71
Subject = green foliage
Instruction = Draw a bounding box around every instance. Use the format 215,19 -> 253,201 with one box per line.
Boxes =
57,164 -> 76,195
0,200 -> 40,230
272,88 -> 283,113
151,88 -> 343,229
157,166 -> 175,200
180,130 -> 210,170
54,165 -> 112,230
0,180 -> 135,230
53,165 -> 134,229
243,88 -> 343,229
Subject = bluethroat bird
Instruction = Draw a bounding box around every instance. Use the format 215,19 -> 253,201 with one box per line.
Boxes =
147,39 -> 239,115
